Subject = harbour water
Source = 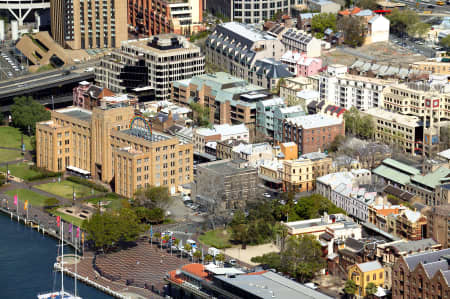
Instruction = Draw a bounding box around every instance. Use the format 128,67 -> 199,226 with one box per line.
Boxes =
0,213 -> 113,299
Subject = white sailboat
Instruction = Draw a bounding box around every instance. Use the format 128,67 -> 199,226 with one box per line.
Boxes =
37,222 -> 82,299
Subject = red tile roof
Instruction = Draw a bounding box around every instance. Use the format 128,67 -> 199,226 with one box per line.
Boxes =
339,7 -> 361,15
182,263 -> 209,279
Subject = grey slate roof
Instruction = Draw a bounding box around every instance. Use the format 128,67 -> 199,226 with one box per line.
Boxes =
423,260 -> 448,278
391,238 -> 439,254
404,248 -> 450,271
254,58 -> 293,79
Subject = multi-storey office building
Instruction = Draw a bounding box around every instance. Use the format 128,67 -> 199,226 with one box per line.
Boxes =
319,65 -> 395,111
205,22 -> 285,83
128,0 -> 204,36
36,106 -> 193,197
96,35 -> 205,101
383,82 -> 450,155
363,108 -> 423,156
282,114 -> 345,154
206,0 -> 304,24
51,0 -> 127,49
171,72 -> 277,135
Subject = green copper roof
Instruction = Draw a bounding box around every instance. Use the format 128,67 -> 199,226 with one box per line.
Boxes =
411,166 -> 450,189
382,158 -> 420,175
372,164 -> 412,186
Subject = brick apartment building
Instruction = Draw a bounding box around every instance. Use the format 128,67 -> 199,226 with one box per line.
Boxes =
128,0 -> 204,36
282,114 -> 344,155
36,105 -> 193,198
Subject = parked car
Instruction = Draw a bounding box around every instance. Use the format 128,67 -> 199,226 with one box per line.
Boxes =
263,192 -> 271,198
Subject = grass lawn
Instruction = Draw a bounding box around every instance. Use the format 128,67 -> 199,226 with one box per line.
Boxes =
0,149 -> 22,163
50,209 -> 85,227
35,180 -> 101,199
86,194 -> 125,210
5,188 -> 50,207
0,163 -> 41,181
199,229 -> 232,249
0,126 -> 32,150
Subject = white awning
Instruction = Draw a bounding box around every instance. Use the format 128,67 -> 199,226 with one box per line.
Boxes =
66,165 -> 91,175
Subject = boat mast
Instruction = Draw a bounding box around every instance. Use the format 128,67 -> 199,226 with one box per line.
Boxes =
61,221 -> 64,294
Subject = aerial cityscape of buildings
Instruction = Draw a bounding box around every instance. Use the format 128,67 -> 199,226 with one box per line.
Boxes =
2,0 -> 450,298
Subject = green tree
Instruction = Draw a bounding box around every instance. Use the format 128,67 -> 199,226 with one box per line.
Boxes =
11,96 -> 51,135
407,22 -> 430,39
344,107 -> 374,139
440,35 -> 450,49
386,9 -> 421,36
153,231 -> 161,246
134,186 -> 172,211
251,252 -> 282,269
344,280 -> 357,297
231,223 -> 249,249
252,235 -> 325,282
338,16 -> 365,47
116,208 -> 143,243
311,13 -> 337,38
184,243 -> 192,260
189,102 -> 211,127
327,135 -> 345,153
365,282 -> 378,298
357,0 -> 377,9
0,173 -> 6,187
204,254 -> 213,264
134,207 -> 165,224
193,250 -> 202,263
215,253 -> 225,264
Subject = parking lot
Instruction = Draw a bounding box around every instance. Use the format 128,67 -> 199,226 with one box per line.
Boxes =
0,51 -> 27,80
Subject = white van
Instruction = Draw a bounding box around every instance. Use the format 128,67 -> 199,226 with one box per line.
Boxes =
186,239 -> 197,248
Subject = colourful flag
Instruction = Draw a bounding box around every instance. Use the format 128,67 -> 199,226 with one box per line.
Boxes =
56,216 -> 60,227
69,223 -> 73,233
76,227 -> 80,238
13,195 -> 17,206
150,225 -> 153,237
24,200 -> 28,211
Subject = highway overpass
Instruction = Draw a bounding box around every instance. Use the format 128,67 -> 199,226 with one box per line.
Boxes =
0,69 -> 95,112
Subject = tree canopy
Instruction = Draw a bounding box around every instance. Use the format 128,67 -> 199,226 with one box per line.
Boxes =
344,107 -> 374,139
440,35 -> 450,49
134,185 -> 172,211
272,193 -> 346,222
189,102 -> 211,127
338,16 -> 365,48
356,0 -> 378,9
344,280 -> 357,296
311,13 -> 336,38
83,208 -> 144,252
251,235 -> 325,282
366,282 -> 378,297
11,96 -> 51,135
386,9 -> 426,37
